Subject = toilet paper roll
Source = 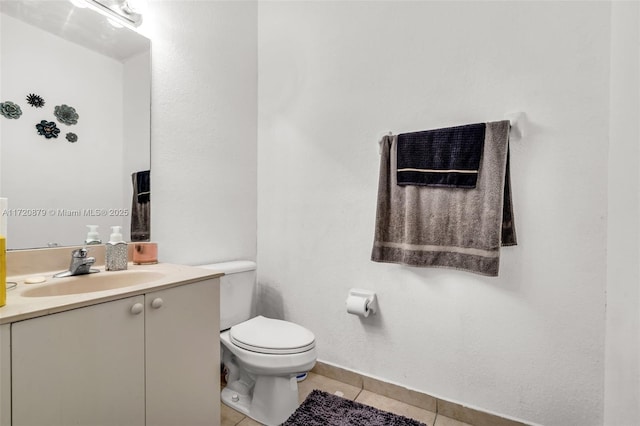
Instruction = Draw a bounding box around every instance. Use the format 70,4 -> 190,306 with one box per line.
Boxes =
346,295 -> 370,317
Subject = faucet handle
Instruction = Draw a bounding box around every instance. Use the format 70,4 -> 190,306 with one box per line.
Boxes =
72,247 -> 89,258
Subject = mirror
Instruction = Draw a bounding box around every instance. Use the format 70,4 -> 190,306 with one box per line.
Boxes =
0,0 -> 151,250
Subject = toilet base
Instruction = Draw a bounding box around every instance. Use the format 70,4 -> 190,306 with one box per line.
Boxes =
222,374 -> 300,426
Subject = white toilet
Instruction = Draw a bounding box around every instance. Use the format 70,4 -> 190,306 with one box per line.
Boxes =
199,261 -> 317,426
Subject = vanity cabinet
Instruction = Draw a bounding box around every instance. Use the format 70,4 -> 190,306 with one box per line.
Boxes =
10,278 -> 219,426
0,324 -> 10,426
12,295 -> 146,426
145,280 -> 219,426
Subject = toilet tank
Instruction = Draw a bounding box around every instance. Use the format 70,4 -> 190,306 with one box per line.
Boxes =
198,260 -> 256,331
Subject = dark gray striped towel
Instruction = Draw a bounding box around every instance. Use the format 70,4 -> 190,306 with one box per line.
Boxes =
372,120 -> 516,277
131,170 -> 150,242
397,123 -> 486,188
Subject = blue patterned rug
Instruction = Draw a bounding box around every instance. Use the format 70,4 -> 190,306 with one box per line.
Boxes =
283,389 -> 427,426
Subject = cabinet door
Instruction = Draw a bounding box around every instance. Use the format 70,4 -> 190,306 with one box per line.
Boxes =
0,324 -> 9,426
145,279 -> 220,426
12,296 -> 145,426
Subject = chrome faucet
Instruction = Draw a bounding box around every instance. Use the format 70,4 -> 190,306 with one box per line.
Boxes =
53,248 -> 100,278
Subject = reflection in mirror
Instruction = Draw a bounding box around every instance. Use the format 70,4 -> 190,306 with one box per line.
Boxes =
0,0 -> 151,250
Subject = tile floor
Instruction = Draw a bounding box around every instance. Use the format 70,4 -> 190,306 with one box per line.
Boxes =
220,372 -> 472,426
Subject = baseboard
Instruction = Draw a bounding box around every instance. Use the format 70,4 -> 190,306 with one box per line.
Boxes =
311,360 -> 532,426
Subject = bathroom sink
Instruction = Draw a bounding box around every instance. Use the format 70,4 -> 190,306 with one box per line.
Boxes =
21,270 -> 166,297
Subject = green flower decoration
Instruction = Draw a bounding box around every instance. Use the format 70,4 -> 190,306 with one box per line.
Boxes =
35,120 -> 60,139
0,101 -> 22,119
54,104 -> 79,125
66,132 -> 78,143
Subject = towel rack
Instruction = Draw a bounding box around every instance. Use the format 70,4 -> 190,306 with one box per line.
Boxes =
378,112 -> 526,154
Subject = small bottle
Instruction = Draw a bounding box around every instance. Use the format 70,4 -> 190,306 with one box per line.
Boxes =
85,225 -> 101,245
105,226 -> 128,271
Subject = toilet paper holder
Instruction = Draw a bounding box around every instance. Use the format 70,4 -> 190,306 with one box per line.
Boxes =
346,288 -> 378,316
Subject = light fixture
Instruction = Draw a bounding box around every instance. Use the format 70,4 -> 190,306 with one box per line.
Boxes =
83,0 -> 143,28
69,0 -> 88,8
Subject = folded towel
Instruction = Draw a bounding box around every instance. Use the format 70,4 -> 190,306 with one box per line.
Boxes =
371,120 -> 516,276
131,171 -> 150,242
397,123 -> 486,188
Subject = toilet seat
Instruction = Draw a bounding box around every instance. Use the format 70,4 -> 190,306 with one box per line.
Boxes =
230,315 -> 315,355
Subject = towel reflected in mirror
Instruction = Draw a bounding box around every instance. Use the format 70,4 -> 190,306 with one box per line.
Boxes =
131,170 -> 150,242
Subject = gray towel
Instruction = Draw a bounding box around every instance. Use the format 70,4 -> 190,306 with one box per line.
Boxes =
371,120 -> 516,276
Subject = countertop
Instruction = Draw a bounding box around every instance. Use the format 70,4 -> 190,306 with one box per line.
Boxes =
1,263 -> 223,325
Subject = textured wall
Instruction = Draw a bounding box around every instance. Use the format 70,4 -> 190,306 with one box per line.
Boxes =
143,1 -> 640,423
144,1 -> 257,265
605,2 -> 640,425
257,2 -> 609,425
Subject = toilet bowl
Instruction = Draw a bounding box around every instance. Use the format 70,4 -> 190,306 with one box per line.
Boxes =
220,316 -> 316,425
198,262 -> 317,426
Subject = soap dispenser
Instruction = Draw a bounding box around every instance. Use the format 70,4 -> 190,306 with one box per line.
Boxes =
105,226 -> 127,271
85,225 -> 101,245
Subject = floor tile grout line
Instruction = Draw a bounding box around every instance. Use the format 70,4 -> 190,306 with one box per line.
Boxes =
353,382 -> 364,401
232,411 -> 246,426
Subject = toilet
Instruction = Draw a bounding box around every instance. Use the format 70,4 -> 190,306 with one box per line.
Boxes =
199,261 -> 317,426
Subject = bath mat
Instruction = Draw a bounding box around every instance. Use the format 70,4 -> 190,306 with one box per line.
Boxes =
282,389 -> 427,426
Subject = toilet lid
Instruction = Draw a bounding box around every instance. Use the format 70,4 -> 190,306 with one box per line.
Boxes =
230,315 -> 316,355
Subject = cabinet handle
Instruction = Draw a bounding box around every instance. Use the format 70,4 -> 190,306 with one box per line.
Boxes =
151,298 -> 164,309
130,303 -> 144,315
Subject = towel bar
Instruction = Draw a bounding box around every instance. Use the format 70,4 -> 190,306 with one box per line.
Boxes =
378,113 -> 526,154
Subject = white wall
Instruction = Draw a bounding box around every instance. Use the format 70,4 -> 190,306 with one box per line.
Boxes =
142,1 -> 640,424
1,14 -> 126,248
257,2 -> 610,425
143,1 -> 257,265
605,2 -> 640,425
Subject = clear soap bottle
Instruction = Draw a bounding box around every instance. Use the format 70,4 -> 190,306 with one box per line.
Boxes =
105,226 -> 128,271
85,225 -> 101,245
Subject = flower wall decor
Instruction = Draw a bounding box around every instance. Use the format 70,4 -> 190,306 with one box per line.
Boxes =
54,104 -> 79,125
0,101 -> 23,119
35,120 -> 60,139
26,93 -> 45,108
7,94 -> 81,144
